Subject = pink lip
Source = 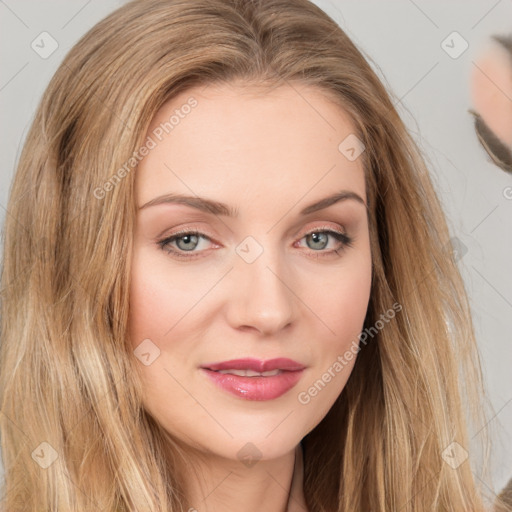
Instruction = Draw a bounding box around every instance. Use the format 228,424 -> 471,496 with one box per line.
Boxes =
201,357 -> 305,372
200,358 -> 306,401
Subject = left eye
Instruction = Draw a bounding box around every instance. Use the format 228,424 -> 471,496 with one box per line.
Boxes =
159,231 -> 209,253
296,230 -> 351,251
157,229 -> 353,259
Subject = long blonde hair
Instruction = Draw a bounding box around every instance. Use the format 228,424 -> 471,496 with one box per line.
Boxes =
0,0 -> 494,510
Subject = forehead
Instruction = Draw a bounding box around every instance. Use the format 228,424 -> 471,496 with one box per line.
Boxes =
148,80 -> 355,137
136,82 -> 366,210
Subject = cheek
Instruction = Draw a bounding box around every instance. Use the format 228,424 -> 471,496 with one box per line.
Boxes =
313,253 -> 372,342
128,268 -> 170,347
302,252 -> 371,410
295,254 -> 371,428
128,248 -> 206,345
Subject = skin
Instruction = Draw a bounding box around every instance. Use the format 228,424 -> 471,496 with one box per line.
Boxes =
128,81 -> 372,512
470,38 -> 512,148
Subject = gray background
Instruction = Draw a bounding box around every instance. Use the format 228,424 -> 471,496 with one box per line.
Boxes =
1,0 -> 511,502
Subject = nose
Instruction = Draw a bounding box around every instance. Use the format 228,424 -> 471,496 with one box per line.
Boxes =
225,244 -> 295,336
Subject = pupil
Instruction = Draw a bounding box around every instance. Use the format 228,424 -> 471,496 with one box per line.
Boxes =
308,232 -> 327,250
178,234 -> 198,251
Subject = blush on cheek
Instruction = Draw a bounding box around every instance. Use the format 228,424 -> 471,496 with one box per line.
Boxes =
128,265 -> 171,350
128,248 -> 190,344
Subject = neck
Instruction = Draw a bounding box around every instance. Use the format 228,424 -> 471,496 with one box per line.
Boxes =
177,443 -> 308,512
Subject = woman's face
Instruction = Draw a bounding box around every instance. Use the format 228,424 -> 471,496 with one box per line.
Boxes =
129,81 -> 372,462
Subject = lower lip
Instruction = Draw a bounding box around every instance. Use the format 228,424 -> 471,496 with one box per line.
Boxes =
200,368 -> 304,400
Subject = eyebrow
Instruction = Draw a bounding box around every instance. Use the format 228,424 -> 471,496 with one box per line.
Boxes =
492,33 -> 512,69
138,190 -> 367,216
470,109 -> 512,173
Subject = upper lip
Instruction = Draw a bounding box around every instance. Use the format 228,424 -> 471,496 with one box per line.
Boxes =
201,358 -> 305,372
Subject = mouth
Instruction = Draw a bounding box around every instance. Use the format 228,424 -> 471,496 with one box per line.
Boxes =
211,368 -> 285,377
199,358 -> 306,401
200,357 -> 305,373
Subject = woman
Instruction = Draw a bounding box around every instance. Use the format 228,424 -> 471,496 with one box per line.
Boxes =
0,0 -> 494,510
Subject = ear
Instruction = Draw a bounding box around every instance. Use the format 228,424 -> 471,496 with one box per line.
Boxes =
469,35 -> 512,173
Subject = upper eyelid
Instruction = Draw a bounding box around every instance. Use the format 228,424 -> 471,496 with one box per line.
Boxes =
163,224 -> 347,242
151,206 -> 363,240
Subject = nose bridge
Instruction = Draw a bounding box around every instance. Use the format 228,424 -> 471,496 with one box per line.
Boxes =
229,235 -> 295,333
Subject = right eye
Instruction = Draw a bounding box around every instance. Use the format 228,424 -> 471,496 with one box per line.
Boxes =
157,230 -> 215,259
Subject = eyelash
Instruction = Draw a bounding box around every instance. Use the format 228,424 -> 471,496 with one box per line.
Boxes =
157,227 -> 354,261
